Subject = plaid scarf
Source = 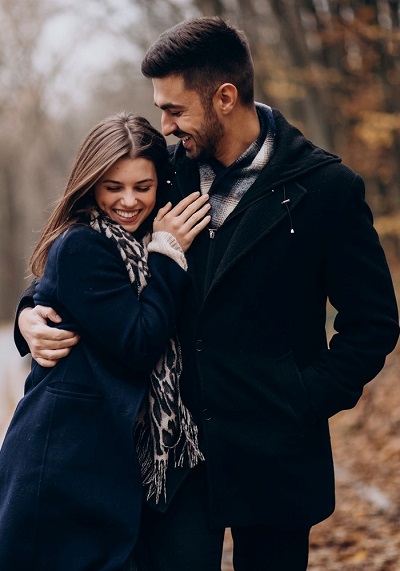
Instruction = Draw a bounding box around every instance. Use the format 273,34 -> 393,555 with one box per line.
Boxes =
90,208 -> 204,504
199,103 -> 276,229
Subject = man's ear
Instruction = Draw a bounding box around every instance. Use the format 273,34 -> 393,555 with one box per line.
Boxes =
213,83 -> 238,115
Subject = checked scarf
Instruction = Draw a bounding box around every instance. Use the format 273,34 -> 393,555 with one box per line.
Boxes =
90,208 -> 204,504
199,103 -> 276,229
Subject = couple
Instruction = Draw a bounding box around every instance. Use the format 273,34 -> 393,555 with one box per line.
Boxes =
2,16 -> 399,571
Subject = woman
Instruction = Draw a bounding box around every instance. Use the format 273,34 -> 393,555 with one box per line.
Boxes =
0,112 -> 210,570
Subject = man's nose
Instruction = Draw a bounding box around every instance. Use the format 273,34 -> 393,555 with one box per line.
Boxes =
161,112 -> 177,137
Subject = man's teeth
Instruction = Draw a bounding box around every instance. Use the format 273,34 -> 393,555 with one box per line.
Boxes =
115,210 -> 139,219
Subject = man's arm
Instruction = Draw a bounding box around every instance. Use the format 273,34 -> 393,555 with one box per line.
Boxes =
301,172 -> 399,419
16,305 -> 79,368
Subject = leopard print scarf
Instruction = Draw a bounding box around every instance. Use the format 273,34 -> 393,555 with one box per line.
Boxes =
90,207 -> 204,503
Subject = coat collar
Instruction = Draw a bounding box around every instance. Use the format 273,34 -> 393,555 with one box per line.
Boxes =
168,107 -> 341,194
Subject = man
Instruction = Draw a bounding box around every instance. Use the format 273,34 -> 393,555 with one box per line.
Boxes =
16,17 -> 399,571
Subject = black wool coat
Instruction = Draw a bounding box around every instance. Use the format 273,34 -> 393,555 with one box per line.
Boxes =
1,225 -> 188,570
156,109 -> 399,529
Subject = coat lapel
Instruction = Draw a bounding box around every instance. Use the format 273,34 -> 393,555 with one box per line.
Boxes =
171,153 -> 308,299
208,182 -> 307,293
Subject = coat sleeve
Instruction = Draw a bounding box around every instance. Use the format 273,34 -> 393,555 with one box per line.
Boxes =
13,280 -> 37,357
301,173 -> 399,419
34,227 -> 189,375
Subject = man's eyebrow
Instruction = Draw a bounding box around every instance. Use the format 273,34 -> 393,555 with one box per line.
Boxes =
154,102 -> 183,110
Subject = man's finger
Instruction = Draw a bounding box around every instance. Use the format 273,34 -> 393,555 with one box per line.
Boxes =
43,329 -> 79,343
32,335 -> 79,351
34,305 -> 62,323
32,347 -> 73,363
34,358 -> 61,368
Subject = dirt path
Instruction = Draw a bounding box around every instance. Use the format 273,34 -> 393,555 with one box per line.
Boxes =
307,348 -> 400,570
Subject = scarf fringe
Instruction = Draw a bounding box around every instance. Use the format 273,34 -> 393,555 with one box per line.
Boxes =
135,401 -> 204,504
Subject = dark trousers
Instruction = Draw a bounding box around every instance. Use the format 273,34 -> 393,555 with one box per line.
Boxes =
135,465 -> 310,571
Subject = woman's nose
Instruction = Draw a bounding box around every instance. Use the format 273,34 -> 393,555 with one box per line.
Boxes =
121,190 -> 138,207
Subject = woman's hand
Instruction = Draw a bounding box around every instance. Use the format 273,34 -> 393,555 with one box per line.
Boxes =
153,192 -> 211,252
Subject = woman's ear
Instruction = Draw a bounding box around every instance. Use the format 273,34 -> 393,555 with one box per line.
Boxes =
213,83 -> 238,115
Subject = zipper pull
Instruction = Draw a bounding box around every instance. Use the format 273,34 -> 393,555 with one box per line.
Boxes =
209,229 -> 216,239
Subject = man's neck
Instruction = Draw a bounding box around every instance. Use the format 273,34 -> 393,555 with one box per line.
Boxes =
215,105 -> 260,167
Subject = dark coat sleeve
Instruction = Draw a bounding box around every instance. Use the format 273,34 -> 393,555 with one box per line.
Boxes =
13,280 -> 37,357
33,226 -> 189,375
301,173 -> 399,419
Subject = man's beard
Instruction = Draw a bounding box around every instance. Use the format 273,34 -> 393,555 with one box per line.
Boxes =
191,107 -> 224,162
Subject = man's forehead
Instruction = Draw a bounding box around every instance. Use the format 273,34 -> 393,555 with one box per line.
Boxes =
152,75 -> 195,107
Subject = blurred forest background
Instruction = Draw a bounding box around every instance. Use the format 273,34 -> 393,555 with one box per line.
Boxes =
0,0 -> 400,569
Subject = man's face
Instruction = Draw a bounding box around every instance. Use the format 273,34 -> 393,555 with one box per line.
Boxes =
152,74 -> 224,162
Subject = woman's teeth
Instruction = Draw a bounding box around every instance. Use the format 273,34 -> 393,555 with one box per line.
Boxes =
115,210 -> 139,219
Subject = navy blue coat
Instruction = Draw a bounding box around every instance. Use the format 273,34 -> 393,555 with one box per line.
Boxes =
0,225 -> 188,570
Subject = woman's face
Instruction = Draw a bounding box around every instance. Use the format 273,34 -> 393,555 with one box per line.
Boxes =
94,157 -> 158,233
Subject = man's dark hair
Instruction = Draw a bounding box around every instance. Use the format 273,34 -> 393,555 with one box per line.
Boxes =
141,17 -> 255,107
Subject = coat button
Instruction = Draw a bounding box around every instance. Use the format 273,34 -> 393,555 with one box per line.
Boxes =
202,408 -> 212,421
195,339 -> 205,351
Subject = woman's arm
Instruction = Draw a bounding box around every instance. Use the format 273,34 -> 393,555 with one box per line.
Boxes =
15,191 -> 210,367
41,226 -> 188,374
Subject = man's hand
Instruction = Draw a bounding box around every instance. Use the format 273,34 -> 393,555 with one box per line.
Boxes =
18,306 -> 79,367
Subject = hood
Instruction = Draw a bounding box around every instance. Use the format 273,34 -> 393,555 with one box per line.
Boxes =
266,108 -> 341,184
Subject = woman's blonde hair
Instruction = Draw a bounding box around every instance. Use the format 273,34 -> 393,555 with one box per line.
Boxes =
30,112 -> 168,277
